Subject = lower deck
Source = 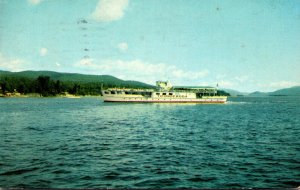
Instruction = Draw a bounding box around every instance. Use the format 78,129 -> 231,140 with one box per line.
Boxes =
103,96 -> 227,103
102,89 -> 227,103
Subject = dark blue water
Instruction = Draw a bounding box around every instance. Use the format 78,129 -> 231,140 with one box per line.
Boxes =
0,96 -> 299,188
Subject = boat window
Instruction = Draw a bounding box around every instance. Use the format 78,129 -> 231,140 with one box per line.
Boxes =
169,93 -> 173,95
111,91 -> 116,94
104,91 -> 109,94
163,93 -> 166,95
156,93 -> 160,95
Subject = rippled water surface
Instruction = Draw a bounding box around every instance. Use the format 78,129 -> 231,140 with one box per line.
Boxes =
0,96 -> 299,188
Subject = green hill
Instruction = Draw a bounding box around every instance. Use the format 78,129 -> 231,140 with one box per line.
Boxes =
0,70 -> 155,96
0,70 -> 154,89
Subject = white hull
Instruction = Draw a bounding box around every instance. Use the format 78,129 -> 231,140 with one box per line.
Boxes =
102,81 -> 227,104
103,96 -> 227,103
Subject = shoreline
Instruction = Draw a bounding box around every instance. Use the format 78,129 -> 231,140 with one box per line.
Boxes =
0,93 -> 102,98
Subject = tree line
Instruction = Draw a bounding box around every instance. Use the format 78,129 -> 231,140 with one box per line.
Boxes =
0,75 -> 231,97
0,75 -> 104,96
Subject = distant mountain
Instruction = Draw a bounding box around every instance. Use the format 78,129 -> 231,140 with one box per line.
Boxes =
248,86 -> 300,97
248,91 -> 269,97
221,88 -> 249,96
221,86 -> 300,97
0,70 -> 154,89
269,86 -> 300,96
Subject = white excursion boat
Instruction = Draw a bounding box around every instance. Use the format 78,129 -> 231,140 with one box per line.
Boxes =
102,81 -> 227,103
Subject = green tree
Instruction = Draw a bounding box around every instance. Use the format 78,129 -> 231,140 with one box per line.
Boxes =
36,75 -> 51,96
0,81 -> 6,94
54,80 -> 62,94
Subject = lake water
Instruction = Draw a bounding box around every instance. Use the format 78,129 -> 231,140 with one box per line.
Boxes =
0,96 -> 299,188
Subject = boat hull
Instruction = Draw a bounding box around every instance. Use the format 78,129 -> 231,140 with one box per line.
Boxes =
103,96 -> 227,103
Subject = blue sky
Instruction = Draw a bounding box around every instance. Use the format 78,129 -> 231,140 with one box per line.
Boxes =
0,0 -> 300,92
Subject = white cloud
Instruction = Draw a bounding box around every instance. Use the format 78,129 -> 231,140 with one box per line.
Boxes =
40,48 -> 48,56
235,75 -> 249,83
172,69 -> 208,80
74,58 -> 209,84
255,80 -> 300,92
118,42 -> 128,52
197,82 -> 210,86
216,74 -> 226,80
212,75 -> 251,89
28,0 -> 43,5
91,0 -> 129,22
269,81 -> 300,89
217,80 -> 235,88
78,58 -> 94,66
0,53 -> 27,72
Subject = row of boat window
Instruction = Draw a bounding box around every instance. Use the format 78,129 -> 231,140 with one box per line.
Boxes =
124,91 -> 152,95
156,93 -> 173,96
105,91 -> 176,96
105,91 -> 152,95
104,91 -> 216,96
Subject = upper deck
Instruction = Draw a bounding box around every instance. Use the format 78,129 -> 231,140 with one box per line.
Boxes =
102,81 -> 221,97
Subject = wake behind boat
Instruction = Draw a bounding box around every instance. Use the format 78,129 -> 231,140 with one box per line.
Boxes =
102,81 -> 227,103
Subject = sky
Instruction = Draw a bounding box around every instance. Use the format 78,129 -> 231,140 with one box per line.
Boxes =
0,0 -> 300,92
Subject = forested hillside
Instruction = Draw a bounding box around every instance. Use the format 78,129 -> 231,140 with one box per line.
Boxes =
0,70 -> 154,96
